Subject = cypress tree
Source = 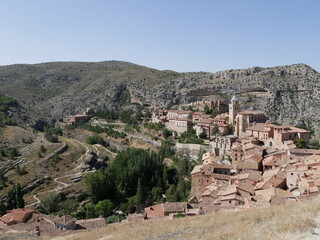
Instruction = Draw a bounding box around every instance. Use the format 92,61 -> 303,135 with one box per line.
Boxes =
16,183 -> 25,208
135,178 -> 144,205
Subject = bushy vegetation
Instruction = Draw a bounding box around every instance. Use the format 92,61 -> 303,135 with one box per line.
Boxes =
294,138 -> 306,149
75,123 -> 126,139
310,140 -> 320,149
144,122 -> 164,131
178,128 -> 204,144
43,124 -> 62,143
84,145 -> 193,218
38,193 -> 79,216
204,105 -> 219,117
85,136 -> 106,145
5,184 -> 25,210
94,109 -> 139,126
0,94 -> 18,126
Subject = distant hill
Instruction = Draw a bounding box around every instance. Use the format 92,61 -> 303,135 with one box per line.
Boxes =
1,61 -> 320,136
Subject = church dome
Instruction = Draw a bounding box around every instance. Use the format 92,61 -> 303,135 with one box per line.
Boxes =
231,95 -> 238,102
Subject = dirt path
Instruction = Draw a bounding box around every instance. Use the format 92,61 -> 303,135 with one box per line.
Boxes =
25,140 -> 95,208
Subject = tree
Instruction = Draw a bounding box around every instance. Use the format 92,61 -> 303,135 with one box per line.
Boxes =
0,201 -> 6,215
40,145 -> 47,153
94,199 -> 115,217
39,193 -> 59,214
6,184 -> 24,210
294,138 -> 306,149
85,135 -> 105,145
59,199 -> 78,215
85,202 -> 96,219
162,128 -> 172,138
9,148 -> 18,159
15,183 -> 25,208
204,105 -> 210,114
311,140 -> 320,149
134,178 -> 145,205
199,132 -> 207,139
211,125 -> 219,136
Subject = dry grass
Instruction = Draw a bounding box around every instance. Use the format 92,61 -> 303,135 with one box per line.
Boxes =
49,197 -> 320,240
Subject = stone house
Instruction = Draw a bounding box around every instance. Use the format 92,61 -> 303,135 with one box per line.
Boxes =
166,118 -> 192,134
52,215 -> 77,230
151,110 -> 167,123
273,126 -> 310,144
190,162 -> 232,201
245,123 -> 276,141
144,202 -> 189,219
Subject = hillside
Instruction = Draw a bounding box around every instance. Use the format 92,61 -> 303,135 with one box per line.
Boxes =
1,61 -> 320,136
45,196 -> 320,240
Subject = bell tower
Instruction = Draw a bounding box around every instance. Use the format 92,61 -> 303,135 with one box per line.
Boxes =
229,95 -> 240,125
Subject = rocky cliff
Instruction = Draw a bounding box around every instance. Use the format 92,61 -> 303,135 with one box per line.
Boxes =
0,61 -> 319,136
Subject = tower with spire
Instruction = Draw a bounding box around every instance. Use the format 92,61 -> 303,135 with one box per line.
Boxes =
229,95 -> 240,125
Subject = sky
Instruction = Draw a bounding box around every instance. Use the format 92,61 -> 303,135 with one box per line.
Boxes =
0,0 -> 319,72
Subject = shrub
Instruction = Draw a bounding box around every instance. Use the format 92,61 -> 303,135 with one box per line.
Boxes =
85,136 -> 105,145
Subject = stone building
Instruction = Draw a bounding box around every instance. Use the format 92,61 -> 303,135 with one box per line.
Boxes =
234,110 -> 268,137
210,135 -> 238,156
228,95 -> 240,125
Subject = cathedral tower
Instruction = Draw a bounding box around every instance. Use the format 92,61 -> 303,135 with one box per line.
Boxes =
229,95 -> 240,125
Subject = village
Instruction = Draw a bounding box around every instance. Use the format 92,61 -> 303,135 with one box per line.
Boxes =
147,95 -> 317,217
0,95 -> 319,237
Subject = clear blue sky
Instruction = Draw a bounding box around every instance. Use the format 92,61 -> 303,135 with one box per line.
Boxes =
0,0 -> 319,72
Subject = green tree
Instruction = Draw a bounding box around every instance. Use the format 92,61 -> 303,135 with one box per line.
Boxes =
311,140 -> 320,149
211,125 -> 219,136
39,193 -> 59,214
0,201 -> 6,215
94,199 -> 115,217
85,135 -> 105,145
134,178 -> 145,205
294,138 -> 306,149
162,128 -> 172,138
15,183 -> 25,208
199,132 -> 207,139
59,199 -> 78,215
40,145 -> 47,153
204,105 -> 210,114
85,202 -> 96,219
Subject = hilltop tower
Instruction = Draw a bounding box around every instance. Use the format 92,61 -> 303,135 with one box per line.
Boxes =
229,95 -> 240,125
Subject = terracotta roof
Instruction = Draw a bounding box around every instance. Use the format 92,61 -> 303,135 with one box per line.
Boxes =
212,163 -> 232,169
220,194 -> 244,202
162,202 -> 188,212
262,168 -> 281,178
274,126 -> 310,133
246,123 -> 276,132
53,215 -> 77,226
0,209 -> 35,224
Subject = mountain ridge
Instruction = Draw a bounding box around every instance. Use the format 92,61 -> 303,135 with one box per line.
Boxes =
0,61 -> 320,136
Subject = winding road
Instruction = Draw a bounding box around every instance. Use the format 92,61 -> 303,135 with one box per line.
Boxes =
25,140 -> 96,208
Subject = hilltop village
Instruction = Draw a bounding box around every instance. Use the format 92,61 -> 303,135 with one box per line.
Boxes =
0,94 -> 319,237
147,95 -> 317,216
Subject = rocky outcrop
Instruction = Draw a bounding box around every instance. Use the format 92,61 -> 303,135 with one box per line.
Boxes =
0,62 -> 320,136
